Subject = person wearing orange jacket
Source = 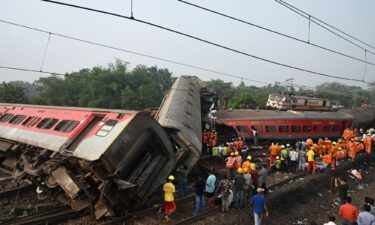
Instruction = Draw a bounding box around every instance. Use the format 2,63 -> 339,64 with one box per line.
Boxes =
324,137 -> 332,155
226,152 -> 236,179
330,142 -> 338,169
343,128 -> 351,141
306,138 -> 313,148
269,143 -> 279,168
242,156 -> 252,172
365,134 -> 372,154
202,130 -> 208,146
348,140 -> 357,161
234,151 -> 242,169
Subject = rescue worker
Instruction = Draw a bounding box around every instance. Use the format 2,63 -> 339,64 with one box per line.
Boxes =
212,145 -> 219,157
365,134 -> 372,154
234,151 -> 242,170
280,145 -> 289,172
234,139 -> 239,151
274,156 -> 282,173
226,152 -> 236,179
343,128 -> 350,140
163,175 -> 176,221
306,137 -> 313,148
222,144 -> 228,157
234,168 -> 245,208
306,147 -> 316,174
324,137 -> 332,155
269,142 -> 278,168
331,142 -> 338,169
349,139 -> 357,161
242,156 -> 252,172
202,130 -> 208,146
317,138 -> 324,155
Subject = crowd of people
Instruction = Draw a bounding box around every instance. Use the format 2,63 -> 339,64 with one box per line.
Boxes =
161,127 -> 375,224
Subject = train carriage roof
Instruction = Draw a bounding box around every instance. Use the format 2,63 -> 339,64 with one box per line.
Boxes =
209,109 -> 354,122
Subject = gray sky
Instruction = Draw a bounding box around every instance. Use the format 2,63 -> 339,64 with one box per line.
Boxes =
0,0 -> 374,89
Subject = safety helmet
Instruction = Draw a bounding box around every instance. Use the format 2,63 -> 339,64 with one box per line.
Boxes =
251,163 -> 256,169
237,168 -> 243,173
276,156 -> 280,159
168,175 -> 175,181
286,144 -> 290,147
235,151 -> 239,156
247,156 -> 252,160
313,144 -> 317,147
332,142 -> 337,145
230,152 -> 235,156
243,168 -> 249,173
281,145 -> 285,149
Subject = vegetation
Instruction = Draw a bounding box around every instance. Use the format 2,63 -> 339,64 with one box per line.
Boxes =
0,61 -> 374,109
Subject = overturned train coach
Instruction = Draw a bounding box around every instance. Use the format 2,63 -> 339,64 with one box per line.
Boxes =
209,106 -> 375,141
0,76 -> 210,219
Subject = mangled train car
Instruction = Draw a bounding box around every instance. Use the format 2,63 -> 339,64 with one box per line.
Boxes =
0,104 -> 175,218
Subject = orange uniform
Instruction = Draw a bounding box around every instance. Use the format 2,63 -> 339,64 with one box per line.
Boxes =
306,138 -> 313,147
242,160 -> 251,172
365,135 -> 372,153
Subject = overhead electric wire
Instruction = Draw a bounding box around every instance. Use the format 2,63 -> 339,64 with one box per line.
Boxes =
40,0 -> 371,84
177,0 -> 375,66
0,19 -> 268,86
0,65 -> 65,76
276,0 -> 375,51
274,0 -> 375,57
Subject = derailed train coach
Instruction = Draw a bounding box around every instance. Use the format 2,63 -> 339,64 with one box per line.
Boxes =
0,104 -> 176,218
209,106 -> 375,141
0,76 -> 210,219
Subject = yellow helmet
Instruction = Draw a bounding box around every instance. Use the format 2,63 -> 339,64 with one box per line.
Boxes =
251,163 -> 256,169
243,167 -> 249,173
230,152 -> 235,156
247,156 -> 252,160
235,151 -> 239,156
332,142 -> 337,145
168,175 -> 175,181
237,168 -> 243,173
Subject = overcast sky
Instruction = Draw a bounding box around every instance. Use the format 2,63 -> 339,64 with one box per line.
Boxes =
0,0 -> 374,89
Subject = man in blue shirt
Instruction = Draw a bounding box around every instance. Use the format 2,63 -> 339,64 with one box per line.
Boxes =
250,188 -> 269,225
205,171 -> 216,208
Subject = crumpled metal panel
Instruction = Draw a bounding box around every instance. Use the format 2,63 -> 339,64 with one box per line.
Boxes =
156,76 -> 203,154
52,167 -> 80,199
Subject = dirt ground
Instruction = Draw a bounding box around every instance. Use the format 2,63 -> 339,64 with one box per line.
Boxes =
192,153 -> 375,225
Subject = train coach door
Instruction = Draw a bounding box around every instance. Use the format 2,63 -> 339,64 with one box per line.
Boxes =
66,114 -> 105,152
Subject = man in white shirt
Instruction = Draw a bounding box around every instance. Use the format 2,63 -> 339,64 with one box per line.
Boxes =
357,204 -> 375,225
323,215 -> 336,225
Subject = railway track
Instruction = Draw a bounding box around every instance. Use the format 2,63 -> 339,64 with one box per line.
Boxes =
2,206 -> 81,225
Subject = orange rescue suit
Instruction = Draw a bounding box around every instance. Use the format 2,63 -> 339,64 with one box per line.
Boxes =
365,136 -> 372,153
226,156 -> 235,169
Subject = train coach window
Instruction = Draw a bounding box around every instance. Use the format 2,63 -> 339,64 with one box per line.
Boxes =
236,126 -> 250,132
36,118 -> 59,129
22,116 -> 41,127
313,126 -> 323,132
323,126 -> 331,132
278,126 -> 289,132
291,126 -> 301,132
0,113 -> 14,123
8,115 -> 26,125
303,126 -> 312,132
96,119 -> 118,137
54,120 -> 80,133
251,126 -> 264,132
332,126 -> 340,131
265,126 -> 276,132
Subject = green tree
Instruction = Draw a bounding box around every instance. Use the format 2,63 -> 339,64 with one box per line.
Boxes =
0,82 -> 28,103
